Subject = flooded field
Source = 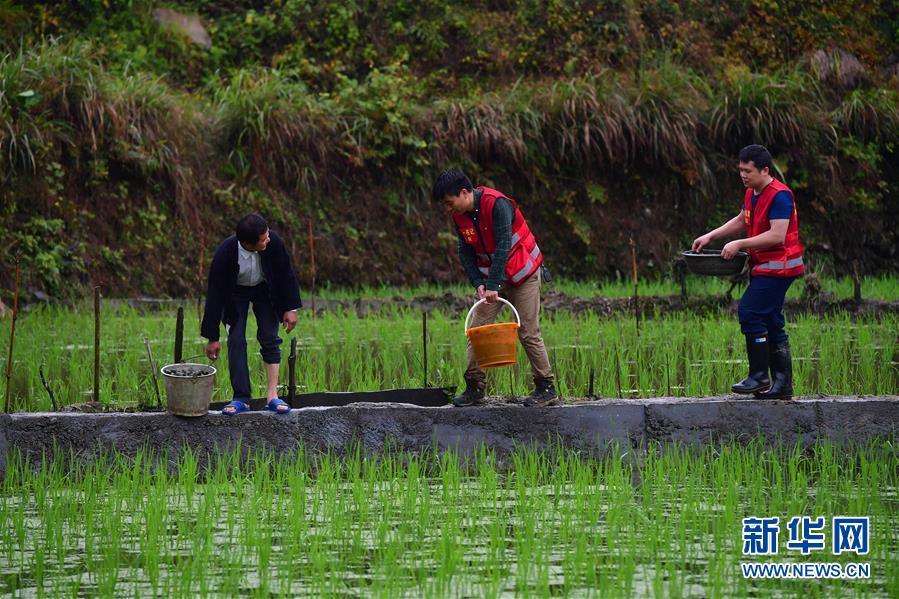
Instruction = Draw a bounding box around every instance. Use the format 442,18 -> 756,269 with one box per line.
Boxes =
1,441 -> 896,596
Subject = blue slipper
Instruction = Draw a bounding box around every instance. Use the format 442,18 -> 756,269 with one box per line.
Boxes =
222,400 -> 250,416
265,398 -> 290,414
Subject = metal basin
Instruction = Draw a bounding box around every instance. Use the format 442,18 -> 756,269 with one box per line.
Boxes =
681,250 -> 748,277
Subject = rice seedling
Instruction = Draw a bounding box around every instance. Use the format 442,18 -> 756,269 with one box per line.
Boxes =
1,296 -> 896,411
1,439 -> 894,596
314,274 -> 899,302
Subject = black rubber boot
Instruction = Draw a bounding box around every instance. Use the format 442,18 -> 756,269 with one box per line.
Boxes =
523,379 -> 559,407
452,379 -> 486,407
755,340 -> 794,400
732,334 -> 771,394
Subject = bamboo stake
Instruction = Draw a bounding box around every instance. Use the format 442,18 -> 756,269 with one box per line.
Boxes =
39,364 -> 57,411
630,237 -> 639,336
4,257 -> 20,413
422,311 -> 428,388
174,306 -> 184,363
197,231 -> 206,326
665,351 -> 671,397
94,286 -> 100,404
308,219 -> 316,321
615,351 -> 623,399
288,337 -> 297,406
144,338 -> 162,409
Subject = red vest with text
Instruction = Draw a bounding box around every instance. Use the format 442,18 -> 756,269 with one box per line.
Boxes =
743,179 -> 804,277
452,187 -> 543,286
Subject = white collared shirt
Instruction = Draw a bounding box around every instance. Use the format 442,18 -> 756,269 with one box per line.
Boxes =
237,242 -> 265,286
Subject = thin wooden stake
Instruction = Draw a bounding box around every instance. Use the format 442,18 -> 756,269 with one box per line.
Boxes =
665,351 -> 671,397
144,338 -> 162,409
197,231 -> 206,326
94,286 -> 101,404
422,311 -> 428,388
39,364 -> 57,411
4,257 -> 20,413
615,352 -> 623,399
308,219 -> 316,321
288,337 -> 297,406
174,306 -> 184,363
630,237 -> 639,336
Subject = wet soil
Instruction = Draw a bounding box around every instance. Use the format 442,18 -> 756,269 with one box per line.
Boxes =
304,291 -> 899,319
161,365 -> 214,377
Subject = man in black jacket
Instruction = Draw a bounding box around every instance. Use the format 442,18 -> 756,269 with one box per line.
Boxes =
201,214 -> 301,414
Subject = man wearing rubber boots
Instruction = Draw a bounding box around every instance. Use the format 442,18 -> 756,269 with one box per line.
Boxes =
201,213 -> 302,415
692,145 -> 803,400
433,169 -> 557,407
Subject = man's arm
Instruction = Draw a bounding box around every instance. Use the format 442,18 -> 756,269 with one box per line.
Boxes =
269,232 -> 301,332
200,248 -> 225,342
485,198 -> 513,292
456,229 -> 484,288
692,212 -> 744,252
722,219 -> 789,259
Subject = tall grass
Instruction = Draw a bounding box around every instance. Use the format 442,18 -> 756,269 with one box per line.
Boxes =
832,88 -> 899,142
706,66 -> 826,152
0,440 -> 895,596
3,40 -> 897,297
0,39 -> 208,213
213,68 -> 338,191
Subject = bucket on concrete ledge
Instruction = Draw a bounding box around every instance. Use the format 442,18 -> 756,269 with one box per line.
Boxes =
160,363 -> 216,417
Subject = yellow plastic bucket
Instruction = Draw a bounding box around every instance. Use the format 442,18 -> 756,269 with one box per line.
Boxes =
464,298 -> 521,369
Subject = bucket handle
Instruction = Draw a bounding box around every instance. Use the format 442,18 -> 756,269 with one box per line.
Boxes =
179,353 -> 214,364
464,298 -> 521,333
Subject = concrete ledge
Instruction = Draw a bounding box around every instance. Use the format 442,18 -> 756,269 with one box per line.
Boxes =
2,397 -> 897,475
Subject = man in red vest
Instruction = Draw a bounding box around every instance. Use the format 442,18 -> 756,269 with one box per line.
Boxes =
692,145 -> 804,399
433,169 -> 557,407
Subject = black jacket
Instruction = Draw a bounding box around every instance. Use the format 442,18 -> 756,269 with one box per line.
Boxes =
200,231 -> 302,341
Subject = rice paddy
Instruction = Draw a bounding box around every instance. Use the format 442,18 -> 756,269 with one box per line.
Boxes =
2,291 -> 897,411
2,281 -> 896,597
1,440 -> 895,597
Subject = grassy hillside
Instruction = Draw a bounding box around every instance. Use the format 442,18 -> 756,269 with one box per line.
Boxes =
1,1 -> 897,298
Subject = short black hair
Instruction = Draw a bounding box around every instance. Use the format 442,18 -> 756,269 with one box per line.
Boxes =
738,144 -> 773,172
432,169 -> 473,201
236,213 -> 268,245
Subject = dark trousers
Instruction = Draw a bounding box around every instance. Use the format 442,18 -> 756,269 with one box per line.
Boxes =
738,275 -> 797,344
227,283 -> 282,400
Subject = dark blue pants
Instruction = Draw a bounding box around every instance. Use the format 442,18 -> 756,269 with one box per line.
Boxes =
227,283 -> 282,400
738,276 -> 797,344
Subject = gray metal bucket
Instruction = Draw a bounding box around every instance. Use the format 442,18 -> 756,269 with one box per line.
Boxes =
161,363 -> 216,417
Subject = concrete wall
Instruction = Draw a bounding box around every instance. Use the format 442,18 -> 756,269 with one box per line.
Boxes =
2,397 -> 897,475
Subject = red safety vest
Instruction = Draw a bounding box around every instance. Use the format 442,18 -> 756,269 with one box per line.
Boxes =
743,179 -> 804,277
452,186 -> 543,286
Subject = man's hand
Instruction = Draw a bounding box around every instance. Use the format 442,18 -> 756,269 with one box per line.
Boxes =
477,285 -> 486,300
282,310 -> 297,333
484,289 -> 499,303
721,240 -> 744,260
691,233 -> 713,252
206,341 -> 221,361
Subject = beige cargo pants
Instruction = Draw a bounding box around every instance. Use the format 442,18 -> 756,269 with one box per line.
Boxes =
464,271 -> 553,385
